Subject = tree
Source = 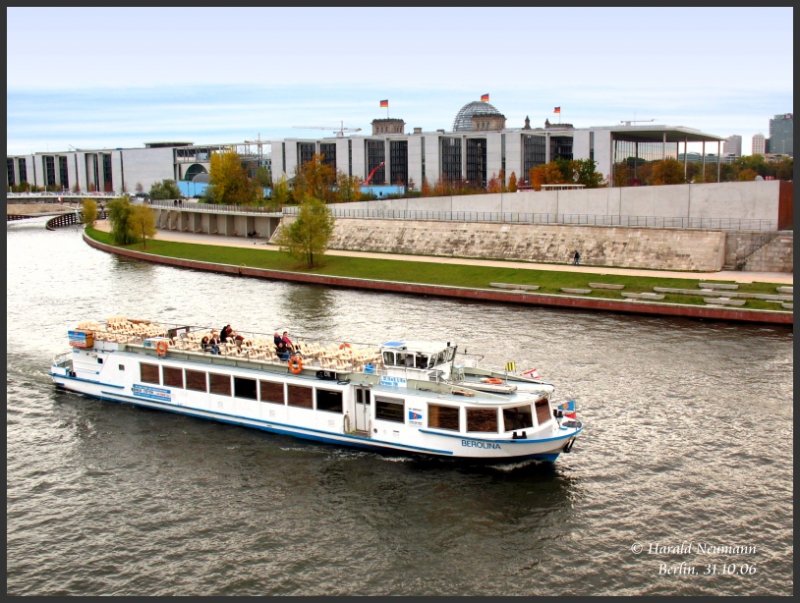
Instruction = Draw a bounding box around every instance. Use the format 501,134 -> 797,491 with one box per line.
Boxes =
254,166 -> 272,188
107,197 -> 137,245
276,196 -> 335,268
420,178 -> 432,197
81,198 -> 98,227
271,175 -> 293,207
487,173 -> 502,193
149,179 -> 181,200
573,159 -> 605,188
649,159 -> 685,185
207,150 -> 260,205
293,153 -> 336,203
129,204 -> 157,248
334,171 -> 362,203
508,172 -> 518,192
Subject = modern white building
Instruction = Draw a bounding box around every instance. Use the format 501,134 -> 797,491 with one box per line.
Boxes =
723,135 -> 742,158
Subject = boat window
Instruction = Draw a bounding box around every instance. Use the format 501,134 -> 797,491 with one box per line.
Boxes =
503,405 -> 533,432
234,377 -> 257,400
375,395 -> 404,423
415,353 -> 428,369
185,369 -> 207,392
383,351 -> 395,366
534,399 -> 550,426
163,366 -> 184,388
356,389 -> 371,405
209,373 -> 231,396
287,384 -> 313,409
140,362 -> 160,384
467,407 -> 498,433
428,403 -> 460,431
260,380 -> 285,405
316,389 -> 343,413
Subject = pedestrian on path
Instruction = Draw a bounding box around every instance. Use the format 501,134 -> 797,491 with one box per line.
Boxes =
573,250 -> 581,265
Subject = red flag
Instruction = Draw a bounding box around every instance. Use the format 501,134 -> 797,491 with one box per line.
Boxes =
553,106 -> 561,114
379,99 -> 389,108
481,93 -> 490,102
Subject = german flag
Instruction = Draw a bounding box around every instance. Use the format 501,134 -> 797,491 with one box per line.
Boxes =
481,93 -> 490,102
379,99 -> 389,108
554,106 -> 561,114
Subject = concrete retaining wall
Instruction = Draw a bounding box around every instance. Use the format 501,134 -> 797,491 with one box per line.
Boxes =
275,218 -> 728,271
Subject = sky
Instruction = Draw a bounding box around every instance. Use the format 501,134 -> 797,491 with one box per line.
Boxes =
6,7 -> 794,157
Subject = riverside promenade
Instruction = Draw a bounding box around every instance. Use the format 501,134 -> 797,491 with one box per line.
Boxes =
87,221 -> 792,324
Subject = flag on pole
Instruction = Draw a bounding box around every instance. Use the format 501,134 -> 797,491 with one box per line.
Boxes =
481,93 -> 490,102
558,400 -> 577,419
380,99 -> 389,108
553,106 -> 561,114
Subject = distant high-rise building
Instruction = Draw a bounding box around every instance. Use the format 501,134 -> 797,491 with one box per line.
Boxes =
752,133 -> 766,155
723,135 -> 742,157
768,113 -> 793,155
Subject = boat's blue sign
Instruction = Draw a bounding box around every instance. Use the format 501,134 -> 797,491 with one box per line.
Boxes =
462,439 -> 502,450
380,375 -> 407,388
133,383 -> 172,403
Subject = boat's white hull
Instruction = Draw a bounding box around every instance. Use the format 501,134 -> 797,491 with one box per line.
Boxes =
51,352 -> 581,463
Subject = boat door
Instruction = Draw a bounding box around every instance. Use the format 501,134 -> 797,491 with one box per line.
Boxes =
354,387 -> 371,434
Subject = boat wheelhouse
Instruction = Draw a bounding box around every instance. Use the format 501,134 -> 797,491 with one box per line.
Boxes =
51,317 -> 582,462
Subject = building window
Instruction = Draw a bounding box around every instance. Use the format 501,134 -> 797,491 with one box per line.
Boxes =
465,138 -> 487,187
365,140 -> 385,185
503,405 -> 533,432
428,403 -> 459,431
7,158 -> 15,188
287,384 -> 313,409
44,156 -> 57,187
185,369 -> 207,392
523,135 -> 546,176
375,395 -> 404,423
589,131 -> 595,162
234,376 -> 258,400
139,362 -> 160,384
102,153 -> 113,192
320,143 -> 336,171
59,156 -> 69,190
389,140 -> 408,186
316,389 -> 343,413
17,158 -> 27,183
466,408 -> 498,432
347,139 -> 353,176
440,137 -> 462,182
260,380 -> 284,404
297,142 -> 315,167
209,372 -> 231,396
163,366 -> 184,388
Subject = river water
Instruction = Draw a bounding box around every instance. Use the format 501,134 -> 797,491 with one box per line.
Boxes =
6,225 -> 793,596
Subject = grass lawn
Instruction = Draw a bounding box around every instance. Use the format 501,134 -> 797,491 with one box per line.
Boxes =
85,228 -> 789,311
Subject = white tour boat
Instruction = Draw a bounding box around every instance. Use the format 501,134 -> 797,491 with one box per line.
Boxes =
50,317 -> 583,463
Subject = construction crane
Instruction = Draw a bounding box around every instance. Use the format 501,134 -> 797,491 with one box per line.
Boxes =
620,119 -> 655,126
292,121 -> 362,137
364,161 -> 385,185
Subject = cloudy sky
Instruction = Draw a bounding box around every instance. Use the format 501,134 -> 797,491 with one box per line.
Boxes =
6,7 -> 793,156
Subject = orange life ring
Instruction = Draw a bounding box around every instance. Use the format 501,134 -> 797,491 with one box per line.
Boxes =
482,377 -> 503,385
156,340 -> 169,357
288,355 -> 303,374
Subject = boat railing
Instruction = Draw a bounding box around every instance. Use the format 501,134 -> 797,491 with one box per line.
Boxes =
53,351 -> 71,367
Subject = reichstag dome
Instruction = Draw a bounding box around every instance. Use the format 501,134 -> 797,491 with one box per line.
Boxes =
452,100 -> 505,131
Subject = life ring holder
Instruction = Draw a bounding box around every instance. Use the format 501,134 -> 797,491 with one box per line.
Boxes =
156,340 -> 169,357
288,354 -> 303,374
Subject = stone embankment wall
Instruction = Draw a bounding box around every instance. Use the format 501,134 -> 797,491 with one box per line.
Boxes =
725,231 -> 794,272
275,218 -> 730,271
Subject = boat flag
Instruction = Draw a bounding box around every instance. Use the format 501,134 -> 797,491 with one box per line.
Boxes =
559,399 -> 577,419
481,93 -> 490,102
521,367 -> 541,379
379,99 -> 389,108
553,106 -> 561,114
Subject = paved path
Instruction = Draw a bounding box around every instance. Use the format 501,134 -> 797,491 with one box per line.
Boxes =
93,220 -> 793,285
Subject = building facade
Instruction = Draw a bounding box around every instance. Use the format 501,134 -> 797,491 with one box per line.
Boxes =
768,113 -> 793,155
723,135 -> 742,158
752,133 -> 766,156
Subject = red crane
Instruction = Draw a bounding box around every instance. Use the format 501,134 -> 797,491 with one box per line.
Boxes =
364,161 -> 385,185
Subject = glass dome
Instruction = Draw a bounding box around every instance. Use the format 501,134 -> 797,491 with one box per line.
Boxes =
452,101 -> 503,131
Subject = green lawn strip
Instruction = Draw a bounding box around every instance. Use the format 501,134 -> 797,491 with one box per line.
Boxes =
85,228 -> 787,308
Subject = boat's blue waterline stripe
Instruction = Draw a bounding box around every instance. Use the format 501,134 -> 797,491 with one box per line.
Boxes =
86,387 -> 454,456
418,426 -> 582,444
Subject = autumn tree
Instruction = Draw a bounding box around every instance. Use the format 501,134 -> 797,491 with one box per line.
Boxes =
207,150 -> 260,205
129,204 -> 157,248
276,196 -> 335,268
649,159 -> 685,185
420,178 -> 432,197
486,173 -> 502,193
81,198 -> 98,227
107,197 -> 137,245
292,153 -> 336,203
271,175 -> 292,207
335,172 -> 362,203
508,172 -> 518,192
